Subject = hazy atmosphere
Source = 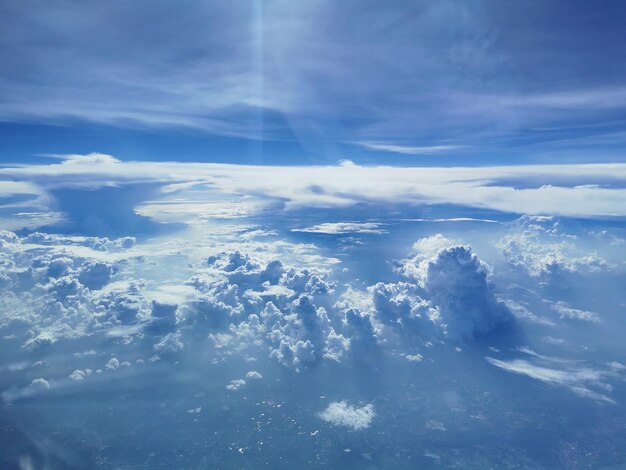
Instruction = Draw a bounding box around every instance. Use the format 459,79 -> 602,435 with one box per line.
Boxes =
1,1 -> 626,469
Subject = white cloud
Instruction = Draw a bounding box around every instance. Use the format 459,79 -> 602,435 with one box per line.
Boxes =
551,301 -> 599,323
498,216 -> 609,279
291,222 -> 387,235
69,369 -> 92,381
389,240 -> 514,340
105,357 -> 120,370
412,234 -> 456,257
29,378 -> 51,390
502,300 -> 555,327
319,401 -> 375,430
404,353 -> 423,362
356,142 -> 464,155
2,158 -> 626,224
226,379 -> 246,391
486,350 -> 624,403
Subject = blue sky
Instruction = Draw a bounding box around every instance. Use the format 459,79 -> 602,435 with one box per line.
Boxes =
2,0 -> 626,165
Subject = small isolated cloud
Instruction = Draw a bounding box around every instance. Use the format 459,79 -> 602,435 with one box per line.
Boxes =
105,357 -> 120,370
55,152 -> 121,165
226,379 -> 246,391
404,354 -> 423,362
292,222 -> 387,235
318,401 -> 375,430
29,378 -> 50,391
69,369 -> 92,381
246,371 -> 263,379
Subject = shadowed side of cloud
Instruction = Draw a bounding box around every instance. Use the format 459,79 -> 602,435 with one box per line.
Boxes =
33,183 -> 185,238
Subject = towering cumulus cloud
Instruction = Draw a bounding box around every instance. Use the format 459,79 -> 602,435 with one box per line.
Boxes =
371,236 -> 514,341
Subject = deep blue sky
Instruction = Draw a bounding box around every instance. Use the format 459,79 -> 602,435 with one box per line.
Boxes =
1,0 -> 626,165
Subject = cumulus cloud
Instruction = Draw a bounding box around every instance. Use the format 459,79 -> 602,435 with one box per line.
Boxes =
69,369 -> 92,381
369,281 -> 438,337
226,379 -> 246,391
498,216 -> 608,279
153,332 -> 184,354
29,378 -> 51,391
421,245 -> 513,339
377,236 -> 514,340
404,353 -> 423,362
318,401 -> 375,430
78,260 -> 115,290
105,358 -> 120,370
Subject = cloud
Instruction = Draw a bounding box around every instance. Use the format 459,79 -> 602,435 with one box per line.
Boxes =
78,260 -> 115,290
486,350 -> 624,403
3,1 -> 625,155
421,245 -> 513,339
29,378 -> 50,390
291,222 -> 387,235
502,299 -> 555,327
226,379 -> 246,391
51,153 -> 122,165
105,358 -> 120,370
153,332 -> 184,354
388,237 -> 514,340
404,353 -> 423,362
551,301 -> 599,323
2,158 -> 626,228
318,401 -> 375,430
498,216 -> 610,279
356,142 -> 464,155
369,281 -> 438,337
69,369 -> 92,381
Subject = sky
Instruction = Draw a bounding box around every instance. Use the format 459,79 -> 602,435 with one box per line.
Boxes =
1,2 -> 626,469
2,0 -> 626,165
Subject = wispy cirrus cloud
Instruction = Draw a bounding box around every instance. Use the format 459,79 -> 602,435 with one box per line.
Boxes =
355,142 -> 465,156
291,222 -> 387,235
2,0 -> 626,157
486,350 -> 624,404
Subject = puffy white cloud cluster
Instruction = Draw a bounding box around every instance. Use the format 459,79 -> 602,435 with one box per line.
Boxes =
179,250 -> 348,371
497,216 -> 608,279
318,401 -> 375,430
180,239 -> 513,368
0,227 -> 519,381
0,230 -> 138,347
370,235 -> 514,340
226,379 -> 246,391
